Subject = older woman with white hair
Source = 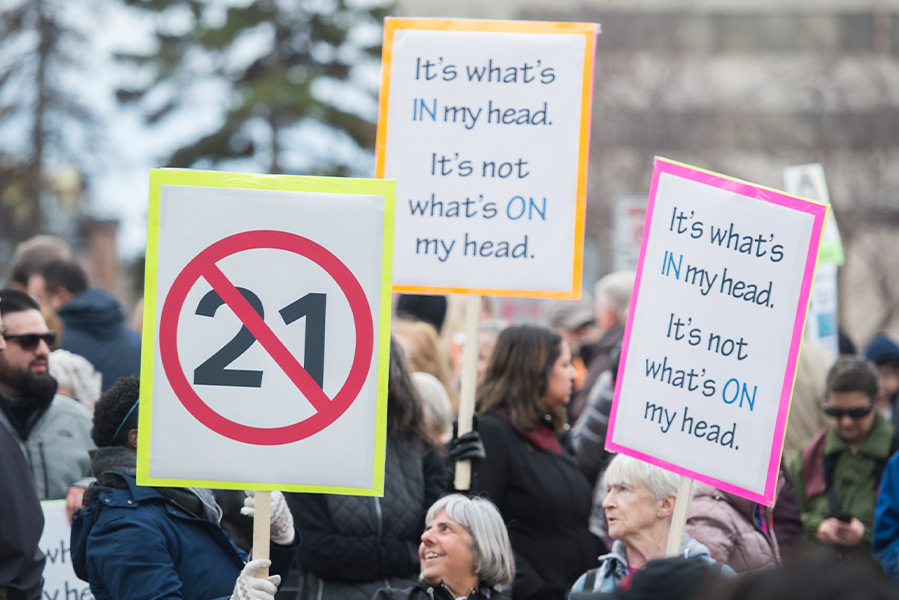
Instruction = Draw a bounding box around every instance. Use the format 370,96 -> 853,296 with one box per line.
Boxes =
373,494 -> 516,600
569,455 -> 728,594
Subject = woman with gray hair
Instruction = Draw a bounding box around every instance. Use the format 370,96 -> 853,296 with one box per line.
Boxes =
373,494 -> 515,600
569,455 -> 729,594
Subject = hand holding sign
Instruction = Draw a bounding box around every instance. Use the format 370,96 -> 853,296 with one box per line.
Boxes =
242,490 -> 295,546
231,559 -> 280,600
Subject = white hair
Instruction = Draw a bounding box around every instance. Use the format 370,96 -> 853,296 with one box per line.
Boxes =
426,494 -> 516,589
602,454 -> 682,501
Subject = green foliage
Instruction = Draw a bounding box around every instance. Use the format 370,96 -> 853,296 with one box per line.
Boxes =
119,0 -> 393,176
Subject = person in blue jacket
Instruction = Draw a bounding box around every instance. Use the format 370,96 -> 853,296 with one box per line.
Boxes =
71,374 -> 300,600
873,451 -> 899,578
34,259 -> 141,391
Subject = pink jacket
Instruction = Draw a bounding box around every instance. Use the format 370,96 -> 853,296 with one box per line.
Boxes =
686,483 -> 780,575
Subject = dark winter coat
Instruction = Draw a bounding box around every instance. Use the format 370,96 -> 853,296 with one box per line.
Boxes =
70,473 -> 298,600
569,324 -> 623,423
58,288 -> 141,391
473,411 -> 599,600
0,421 -> 45,600
874,452 -> 899,578
288,436 -> 450,600
372,579 -> 510,600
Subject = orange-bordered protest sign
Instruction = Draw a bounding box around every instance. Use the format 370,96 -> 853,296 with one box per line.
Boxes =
376,18 -> 598,298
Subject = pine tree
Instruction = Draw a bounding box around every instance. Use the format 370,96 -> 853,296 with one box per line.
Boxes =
117,0 -> 391,176
0,0 -> 94,244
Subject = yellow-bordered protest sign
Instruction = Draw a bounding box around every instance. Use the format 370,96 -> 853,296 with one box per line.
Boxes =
376,18 -> 598,298
139,169 -> 395,495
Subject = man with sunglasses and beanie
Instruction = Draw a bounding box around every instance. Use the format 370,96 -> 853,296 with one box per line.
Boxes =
0,289 -> 94,502
788,355 -> 897,554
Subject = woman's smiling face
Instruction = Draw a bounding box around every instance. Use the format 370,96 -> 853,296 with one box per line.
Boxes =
419,509 -> 477,594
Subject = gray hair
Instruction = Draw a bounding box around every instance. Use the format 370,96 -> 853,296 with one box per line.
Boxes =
602,454 -> 681,501
594,271 -> 635,321
425,494 -> 516,589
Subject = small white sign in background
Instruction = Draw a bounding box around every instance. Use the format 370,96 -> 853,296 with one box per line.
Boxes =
41,501 -> 94,600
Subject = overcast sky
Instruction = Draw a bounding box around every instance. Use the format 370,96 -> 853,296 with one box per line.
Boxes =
81,0 -> 380,259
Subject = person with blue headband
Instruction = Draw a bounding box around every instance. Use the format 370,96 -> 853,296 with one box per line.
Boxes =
70,374 -> 300,600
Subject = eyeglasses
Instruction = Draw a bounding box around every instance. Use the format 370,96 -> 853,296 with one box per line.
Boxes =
2,331 -> 57,351
822,404 -> 875,419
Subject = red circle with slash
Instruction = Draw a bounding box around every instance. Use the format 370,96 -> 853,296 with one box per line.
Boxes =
159,230 -> 373,445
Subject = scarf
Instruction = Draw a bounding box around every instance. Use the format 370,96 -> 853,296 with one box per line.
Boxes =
495,408 -> 563,455
88,446 -> 222,524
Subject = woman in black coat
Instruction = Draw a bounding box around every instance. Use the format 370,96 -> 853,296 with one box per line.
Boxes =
472,325 -> 602,600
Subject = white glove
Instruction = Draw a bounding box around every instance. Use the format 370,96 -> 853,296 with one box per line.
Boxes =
230,559 -> 281,600
241,490 -> 296,545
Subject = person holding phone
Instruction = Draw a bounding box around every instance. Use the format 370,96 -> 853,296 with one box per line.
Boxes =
788,356 -> 897,553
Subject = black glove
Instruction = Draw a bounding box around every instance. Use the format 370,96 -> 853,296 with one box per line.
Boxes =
447,415 -> 486,462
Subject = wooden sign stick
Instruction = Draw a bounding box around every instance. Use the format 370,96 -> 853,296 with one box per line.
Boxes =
453,294 -> 482,491
665,476 -> 694,557
252,490 -> 272,576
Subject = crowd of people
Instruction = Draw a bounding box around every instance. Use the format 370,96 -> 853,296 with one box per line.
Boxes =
3,234 -> 899,600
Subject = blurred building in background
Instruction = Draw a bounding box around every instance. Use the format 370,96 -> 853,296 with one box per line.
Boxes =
397,0 -> 899,345
0,160 -> 127,307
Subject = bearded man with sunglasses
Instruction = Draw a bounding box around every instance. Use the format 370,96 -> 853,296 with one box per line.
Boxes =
0,289 -> 93,501
788,356 -> 896,554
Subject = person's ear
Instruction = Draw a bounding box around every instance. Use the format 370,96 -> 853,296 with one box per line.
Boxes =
49,287 -> 74,311
658,494 -> 677,519
127,428 -> 138,450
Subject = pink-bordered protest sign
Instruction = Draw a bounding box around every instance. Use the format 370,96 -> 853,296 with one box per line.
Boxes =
606,157 -> 828,506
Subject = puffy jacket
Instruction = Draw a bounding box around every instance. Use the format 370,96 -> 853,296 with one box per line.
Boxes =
58,289 -> 141,391
0,393 -> 93,500
686,483 -> 779,574
70,475 -> 298,600
570,370 -> 616,549
287,436 -> 449,600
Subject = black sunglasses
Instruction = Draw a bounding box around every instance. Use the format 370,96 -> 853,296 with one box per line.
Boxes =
3,331 -> 57,351
822,404 -> 875,419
